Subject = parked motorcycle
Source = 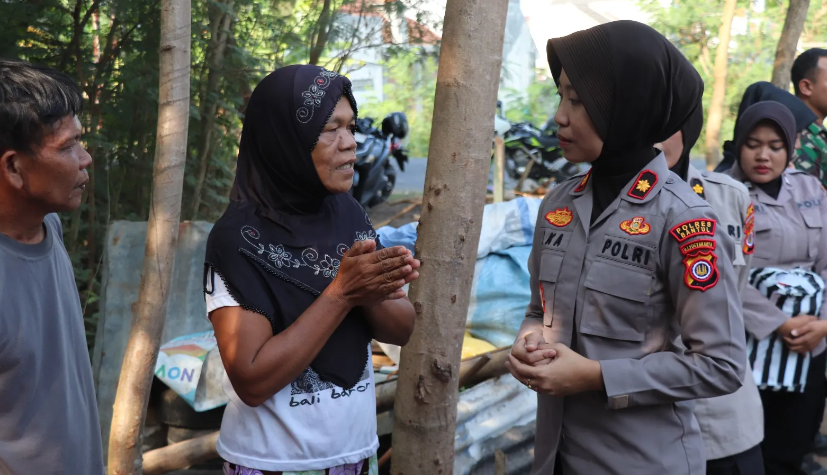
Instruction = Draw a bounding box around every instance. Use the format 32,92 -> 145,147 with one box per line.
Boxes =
351,112 -> 409,208
493,104 -> 579,184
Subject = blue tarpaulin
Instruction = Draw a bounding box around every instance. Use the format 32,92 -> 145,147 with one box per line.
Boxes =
378,197 -> 542,347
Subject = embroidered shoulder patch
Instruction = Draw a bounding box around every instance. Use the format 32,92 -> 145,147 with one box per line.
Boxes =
690,178 -> 705,199
682,251 -> 719,291
743,203 -> 755,255
545,207 -> 573,227
680,239 -> 716,256
627,170 -> 658,200
670,219 -> 716,242
574,170 -> 591,193
620,216 -> 651,235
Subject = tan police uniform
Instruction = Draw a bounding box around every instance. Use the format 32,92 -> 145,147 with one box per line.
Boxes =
525,153 -> 746,475
685,166 -> 764,461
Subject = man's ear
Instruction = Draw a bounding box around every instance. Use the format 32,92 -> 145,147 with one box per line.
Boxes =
799,77 -> 815,99
0,149 -> 25,191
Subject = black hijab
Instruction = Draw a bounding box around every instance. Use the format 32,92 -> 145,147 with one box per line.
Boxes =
205,65 -> 379,389
716,81 -> 817,172
547,20 -> 704,222
733,101 -> 797,199
669,102 -> 704,181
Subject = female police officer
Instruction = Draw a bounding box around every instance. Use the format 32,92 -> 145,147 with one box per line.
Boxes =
506,21 -> 746,475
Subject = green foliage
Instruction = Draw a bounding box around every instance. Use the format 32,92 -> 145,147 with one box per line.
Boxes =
640,0 -> 827,157
2,0 -> 437,353
360,49 -> 438,157
502,75 -> 558,127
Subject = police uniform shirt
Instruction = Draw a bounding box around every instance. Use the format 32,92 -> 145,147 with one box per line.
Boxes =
727,167 -> 827,356
526,153 -> 746,475
686,166 -> 765,461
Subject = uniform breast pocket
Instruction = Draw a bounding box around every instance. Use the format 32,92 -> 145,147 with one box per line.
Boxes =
580,259 -> 653,342
539,251 -> 564,327
801,208 -> 823,259
752,217 -> 774,260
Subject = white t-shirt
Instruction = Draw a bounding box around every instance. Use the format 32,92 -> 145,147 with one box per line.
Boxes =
206,270 -> 378,471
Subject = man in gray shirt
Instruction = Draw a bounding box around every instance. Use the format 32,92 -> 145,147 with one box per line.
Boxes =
0,60 -> 104,473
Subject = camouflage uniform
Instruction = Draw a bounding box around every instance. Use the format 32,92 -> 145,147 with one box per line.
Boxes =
793,121 -> 827,188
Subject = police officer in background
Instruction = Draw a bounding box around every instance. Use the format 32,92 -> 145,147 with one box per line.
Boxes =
507,21 -> 746,475
656,106 -> 765,475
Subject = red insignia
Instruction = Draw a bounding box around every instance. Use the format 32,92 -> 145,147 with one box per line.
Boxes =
680,239 -> 716,256
627,170 -> 658,200
670,219 -> 716,243
574,169 -> 591,193
620,216 -> 651,235
545,207 -> 573,227
539,283 -> 546,313
682,251 -> 719,291
743,203 -> 755,255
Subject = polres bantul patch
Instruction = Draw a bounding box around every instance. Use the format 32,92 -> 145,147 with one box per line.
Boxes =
670,219 -> 716,242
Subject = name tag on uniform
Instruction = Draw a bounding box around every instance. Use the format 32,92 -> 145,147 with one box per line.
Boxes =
542,227 -> 572,251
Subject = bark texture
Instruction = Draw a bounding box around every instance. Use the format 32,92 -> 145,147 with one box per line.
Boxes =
771,0 -> 811,90
704,0 -> 738,168
390,0 -> 509,473
106,0 -> 191,472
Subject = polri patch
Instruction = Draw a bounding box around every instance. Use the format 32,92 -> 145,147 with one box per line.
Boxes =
690,178 -> 705,199
680,239 -> 716,256
620,216 -> 651,235
545,207 -> 573,227
627,170 -> 658,200
743,203 -> 755,255
670,219 -> 716,242
574,169 -> 591,193
682,251 -> 719,291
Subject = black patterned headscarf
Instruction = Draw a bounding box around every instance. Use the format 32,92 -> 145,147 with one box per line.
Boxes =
205,65 -> 380,389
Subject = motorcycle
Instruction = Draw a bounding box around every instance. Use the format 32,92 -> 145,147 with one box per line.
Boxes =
351,112 -> 409,208
493,103 -> 579,184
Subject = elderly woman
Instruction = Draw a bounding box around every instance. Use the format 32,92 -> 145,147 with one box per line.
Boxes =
506,20 -> 746,475
203,65 -> 419,475
726,101 -> 827,475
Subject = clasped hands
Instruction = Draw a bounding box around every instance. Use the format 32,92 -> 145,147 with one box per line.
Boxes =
777,315 -> 827,354
505,330 -> 603,397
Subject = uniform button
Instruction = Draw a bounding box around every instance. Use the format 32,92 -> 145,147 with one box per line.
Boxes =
666,177 -> 675,184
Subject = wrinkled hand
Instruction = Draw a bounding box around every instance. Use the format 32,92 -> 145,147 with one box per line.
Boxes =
326,240 -> 419,307
777,315 -> 817,338
784,319 -> 827,354
511,331 -> 553,366
505,343 -> 603,397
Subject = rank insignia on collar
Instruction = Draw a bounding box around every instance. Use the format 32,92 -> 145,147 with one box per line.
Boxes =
743,203 -> 755,255
620,216 -> 651,235
574,169 -> 591,192
682,251 -> 719,291
690,178 -> 705,199
627,170 -> 658,200
670,219 -> 716,242
545,207 -> 573,227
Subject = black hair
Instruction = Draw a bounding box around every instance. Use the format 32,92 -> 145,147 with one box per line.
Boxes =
792,48 -> 827,96
0,58 -> 83,155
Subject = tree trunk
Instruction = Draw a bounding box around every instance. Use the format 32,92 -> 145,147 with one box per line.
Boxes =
771,0 -> 811,90
390,0 -> 509,473
308,0 -> 333,65
190,0 -> 234,220
704,0 -> 738,168
106,0 -> 191,473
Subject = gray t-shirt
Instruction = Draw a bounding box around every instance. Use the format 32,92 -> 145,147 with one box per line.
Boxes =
0,214 -> 104,474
